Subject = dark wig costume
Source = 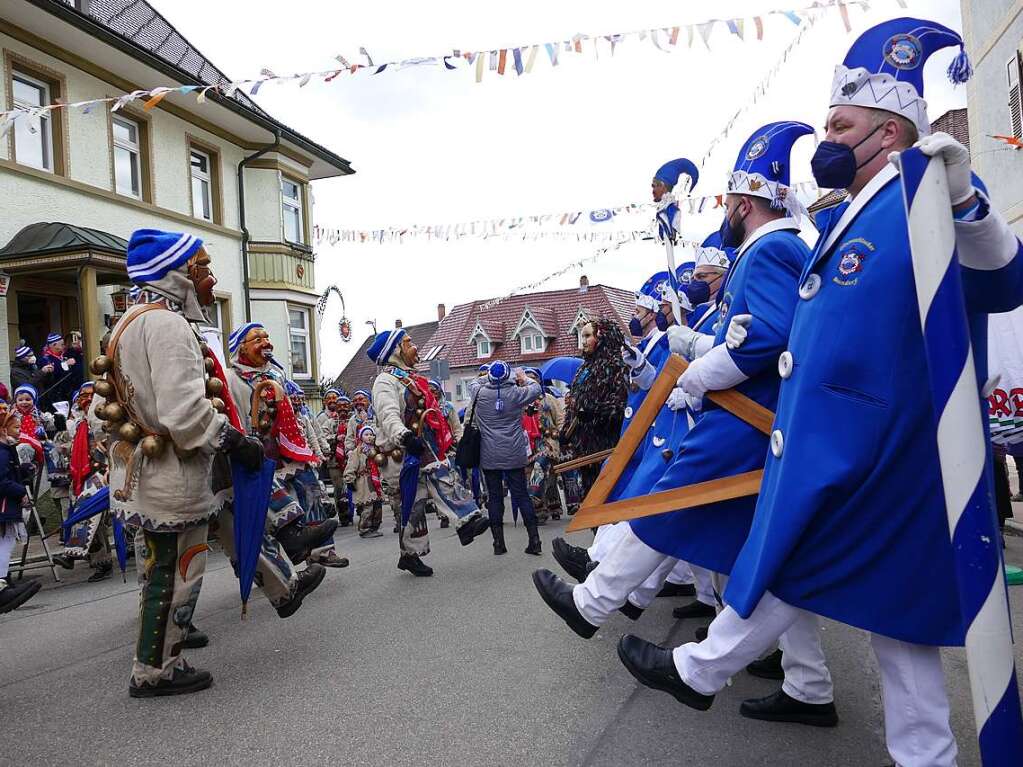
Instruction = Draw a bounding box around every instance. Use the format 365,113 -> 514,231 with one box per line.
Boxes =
561,318 -> 628,492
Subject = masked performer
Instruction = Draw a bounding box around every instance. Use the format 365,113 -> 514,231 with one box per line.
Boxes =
103,229 -> 272,697
285,381 -> 347,568
559,318 -> 629,495
367,328 -> 491,576
225,323 -> 338,571
316,388 -> 353,525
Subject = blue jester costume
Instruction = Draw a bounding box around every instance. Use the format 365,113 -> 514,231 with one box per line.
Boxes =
629,121 -> 815,576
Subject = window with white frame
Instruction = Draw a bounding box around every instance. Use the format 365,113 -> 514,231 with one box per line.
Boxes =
12,71 -> 53,171
282,178 -> 305,243
112,114 -> 143,198
476,338 -> 491,358
190,148 -> 213,220
199,298 -> 229,353
289,306 -> 312,378
521,332 -> 545,354
455,378 -> 467,401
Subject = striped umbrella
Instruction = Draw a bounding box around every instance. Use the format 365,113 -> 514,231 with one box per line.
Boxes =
898,147 -> 1023,763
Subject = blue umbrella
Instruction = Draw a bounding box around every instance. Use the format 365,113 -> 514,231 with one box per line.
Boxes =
540,356 -> 583,385
111,514 -> 128,582
398,452 -> 421,528
230,456 -> 275,617
61,485 -> 110,532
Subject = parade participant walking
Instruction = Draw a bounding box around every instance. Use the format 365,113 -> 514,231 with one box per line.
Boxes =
616,20 -> 1023,766
473,361 -> 544,555
559,317 -> 628,494
225,324 -> 337,566
535,121 -> 840,727
10,345 -> 47,394
367,327 -> 490,576
344,425 -> 384,537
105,229 -> 267,697
0,410 -> 39,614
316,388 -> 353,525
523,367 -> 563,524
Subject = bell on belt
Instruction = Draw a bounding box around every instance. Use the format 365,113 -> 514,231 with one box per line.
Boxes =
390,448 -> 403,460
118,422 -> 142,443
90,355 -> 112,375
210,397 -> 226,413
140,434 -> 166,458
205,377 -> 224,397
373,453 -> 386,466
93,379 -> 114,399
95,403 -> 109,420
415,408 -> 424,419
661,448 -> 674,461
103,402 -> 126,423
204,357 -> 216,374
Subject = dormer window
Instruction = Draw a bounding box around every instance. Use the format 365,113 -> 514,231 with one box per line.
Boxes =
521,333 -> 545,354
477,339 -> 492,358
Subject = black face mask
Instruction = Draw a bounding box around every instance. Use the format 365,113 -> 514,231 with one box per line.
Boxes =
685,279 -> 711,307
628,316 -> 645,338
655,311 -> 670,331
720,205 -> 746,249
810,122 -> 886,189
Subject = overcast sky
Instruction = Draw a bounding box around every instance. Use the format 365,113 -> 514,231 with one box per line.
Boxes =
152,0 -> 964,379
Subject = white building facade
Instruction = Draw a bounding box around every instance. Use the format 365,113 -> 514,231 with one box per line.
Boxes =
0,0 -> 353,402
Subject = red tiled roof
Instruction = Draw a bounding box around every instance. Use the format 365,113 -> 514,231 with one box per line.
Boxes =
422,284 -> 633,370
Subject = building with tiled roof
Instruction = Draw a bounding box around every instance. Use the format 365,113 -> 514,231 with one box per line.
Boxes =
419,277 -> 633,406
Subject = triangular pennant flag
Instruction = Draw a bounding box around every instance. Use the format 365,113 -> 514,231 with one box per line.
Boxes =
726,20 -> 740,39
697,22 -> 714,48
489,51 -> 499,71
783,11 -> 801,25
142,86 -> 174,111
476,53 -> 486,82
687,25 -> 695,48
669,27 -> 680,46
498,49 -> 508,75
525,45 -> 539,73
545,43 -> 559,66
838,3 -> 852,33
754,16 -> 764,40
359,47 -> 375,66
512,48 -> 524,75
735,19 -> 744,40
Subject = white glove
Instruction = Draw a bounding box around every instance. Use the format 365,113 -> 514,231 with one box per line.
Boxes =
666,387 -> 688,412
666,325 -> 696,356
621,344 -> 644,371
912,132 -> 974,205
725,314 -> 752,350
678,344 -> 749,400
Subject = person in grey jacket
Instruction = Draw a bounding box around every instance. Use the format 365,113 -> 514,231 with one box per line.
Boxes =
473,360 -> 543,556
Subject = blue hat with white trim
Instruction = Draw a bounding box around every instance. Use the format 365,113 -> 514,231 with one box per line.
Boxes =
126,229 -> 203,285
636,271 -> 670,312
488,360 -> 511,412
478,363 -> 491,373
228,322 -> 264,354
284,380 -> 303,397
353,389 -> 371,400
654,158 -> 699,193
46,332 -> 63,345
14,384 -> 37,402
366,328 -> 406,366
428,379 -> 443,392
14,346 -> 33,360
831,18 -> 970,136
727,121 -> 815,214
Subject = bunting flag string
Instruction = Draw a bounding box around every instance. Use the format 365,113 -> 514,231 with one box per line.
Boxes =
312,182 -> 821,246
0,0 -> 882,131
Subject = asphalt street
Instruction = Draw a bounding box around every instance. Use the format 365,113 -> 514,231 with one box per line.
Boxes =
3,519 -> 1022,767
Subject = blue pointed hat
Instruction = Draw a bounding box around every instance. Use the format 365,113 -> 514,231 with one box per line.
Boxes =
831,18 -> 970,136
636,271 -> 670,312
654,158 -> 699,194
727,120 -> 815,215
694,230 -> 731,269
675,260 -> 695,286
366,328 -> 406,366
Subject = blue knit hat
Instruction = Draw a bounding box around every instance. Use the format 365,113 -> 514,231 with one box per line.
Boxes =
14,384 -> 37,402
366,328 -> 406,365
428,379 -> 443,392
478,363 -> 491,373
228,322 -> 264,355
126,229 -> 203,284
14,346 -> 33,360
353,389 -> 371,401
46,332 -> 63,346
284,380 -> 303,397
324,388 -> 342,397
488,360 -> 510,412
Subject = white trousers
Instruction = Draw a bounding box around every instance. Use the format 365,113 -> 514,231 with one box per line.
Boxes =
0,525 -> 15,580
573,527 -> 832,704
674,590 -> 957,767
587,522 -> 627,562
665,560 -> 693,585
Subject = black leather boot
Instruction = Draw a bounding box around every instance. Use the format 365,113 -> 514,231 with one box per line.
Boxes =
491,524 -> 507,555
397,553 -> 434,577
456,514 -> 490,546
524,524 -> 541,556
129,661 -> 213,698
276,519 -> 339,564
276,563 -> 327,619
183,623 -> 209,649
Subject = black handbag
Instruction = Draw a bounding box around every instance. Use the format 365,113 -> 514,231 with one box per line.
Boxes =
455,388 -> 483,469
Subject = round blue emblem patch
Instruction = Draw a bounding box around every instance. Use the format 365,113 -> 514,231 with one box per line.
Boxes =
746,136 -> 770,161
883,33 -> 922,70
678,268 -> 693,285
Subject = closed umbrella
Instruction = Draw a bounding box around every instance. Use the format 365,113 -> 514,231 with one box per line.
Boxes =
230,456 -> 275,617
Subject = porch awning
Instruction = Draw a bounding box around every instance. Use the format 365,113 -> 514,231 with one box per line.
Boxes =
0,222 -> 128,274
